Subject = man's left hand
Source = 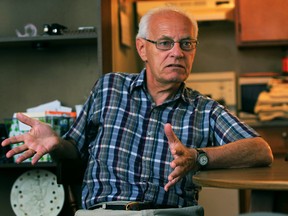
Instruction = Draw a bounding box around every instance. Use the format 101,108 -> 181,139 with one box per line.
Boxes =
164,123 -> 198,191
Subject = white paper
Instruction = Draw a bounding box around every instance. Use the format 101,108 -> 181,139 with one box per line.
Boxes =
26,100 -> 62,113
17,100 -> 73,131
26,100 -> 72,113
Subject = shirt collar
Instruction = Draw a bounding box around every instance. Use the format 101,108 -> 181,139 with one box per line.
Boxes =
129,68 -> 195,104
129,68 -> 146,93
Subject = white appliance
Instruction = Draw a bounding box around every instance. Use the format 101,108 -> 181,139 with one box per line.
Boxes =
136,0 -> 235,21
185,71 -> 237,114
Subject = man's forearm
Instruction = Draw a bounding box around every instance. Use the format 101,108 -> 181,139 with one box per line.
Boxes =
203,137 -> 273,169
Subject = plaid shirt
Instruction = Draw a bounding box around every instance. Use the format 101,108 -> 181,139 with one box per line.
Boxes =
64,69 -> 258,209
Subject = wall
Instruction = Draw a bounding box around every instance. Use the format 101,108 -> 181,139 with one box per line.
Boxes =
192,21 -> 282,74
0,0 -> 103,121
0,46 -> 99,119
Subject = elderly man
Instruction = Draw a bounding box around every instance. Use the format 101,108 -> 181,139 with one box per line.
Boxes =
2,6 -> 273,216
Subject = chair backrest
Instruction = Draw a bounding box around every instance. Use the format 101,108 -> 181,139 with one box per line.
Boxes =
56,158 -> 86,215
56,158 -> 85,184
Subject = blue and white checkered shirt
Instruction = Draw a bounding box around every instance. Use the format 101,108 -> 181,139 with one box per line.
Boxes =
64,69 -> 258,209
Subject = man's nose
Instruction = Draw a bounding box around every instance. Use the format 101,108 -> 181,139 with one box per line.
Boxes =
170,42 -> 184,57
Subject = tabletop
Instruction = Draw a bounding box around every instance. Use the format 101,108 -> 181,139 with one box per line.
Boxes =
193,157 -> 288,190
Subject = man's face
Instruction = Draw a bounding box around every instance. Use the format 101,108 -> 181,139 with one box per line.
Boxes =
137,12 -> 197,85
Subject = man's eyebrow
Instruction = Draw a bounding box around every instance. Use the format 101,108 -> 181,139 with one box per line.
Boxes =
158,36 -> 193,40
158,36 -> 173,40
181,36 -> 193,40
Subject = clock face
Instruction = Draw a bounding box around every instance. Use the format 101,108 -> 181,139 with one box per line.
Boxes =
10,169 -> 65,216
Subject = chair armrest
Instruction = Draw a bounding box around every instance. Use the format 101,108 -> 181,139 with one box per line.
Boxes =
56,158 -> 85,184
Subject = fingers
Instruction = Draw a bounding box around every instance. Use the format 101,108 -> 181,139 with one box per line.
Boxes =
168,164 -> 183,181
164,123 -> 196,191
1,113 -> 37,148
164,176 -> 180,191
6,143 -> 33,158
164,123 -> 178,144
164,123 -> 185,155
164,123 -> 181,157
4,139 -> 47,164
1,113 -> 50,165
2,135 -> 36,161
2,134 -> 25,147
31,153 -> 43,165
16,112 -> 38,128
5,143 -> 26,158
9,147 -> 45,165
14,149 -> 36,163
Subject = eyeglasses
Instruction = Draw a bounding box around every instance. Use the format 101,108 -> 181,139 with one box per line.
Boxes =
143,38 -> 198,51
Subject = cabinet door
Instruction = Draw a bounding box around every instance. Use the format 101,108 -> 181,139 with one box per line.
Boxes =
235,0 -> 288,46
254,126 -> 288,156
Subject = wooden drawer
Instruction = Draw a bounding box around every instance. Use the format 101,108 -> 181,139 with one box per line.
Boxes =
254,126 -> 288,156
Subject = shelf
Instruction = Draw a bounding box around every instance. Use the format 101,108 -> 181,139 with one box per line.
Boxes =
0,162 -> 57,169
0,32 -> 98,48
240,118 -> 288,128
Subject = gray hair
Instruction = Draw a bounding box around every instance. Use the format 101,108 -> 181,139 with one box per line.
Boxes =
136,6 -> 198,39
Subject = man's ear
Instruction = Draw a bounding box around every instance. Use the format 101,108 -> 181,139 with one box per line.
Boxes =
136,38 -> 147,62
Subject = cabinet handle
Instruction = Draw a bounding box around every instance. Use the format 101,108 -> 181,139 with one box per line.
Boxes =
282,132 -> 288,139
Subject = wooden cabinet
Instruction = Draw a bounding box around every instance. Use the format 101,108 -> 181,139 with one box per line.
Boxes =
253,125 -> 288,157
235,0 -> 288,46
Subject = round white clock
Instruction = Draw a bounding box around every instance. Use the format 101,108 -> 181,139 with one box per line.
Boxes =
10,169 -> 65,216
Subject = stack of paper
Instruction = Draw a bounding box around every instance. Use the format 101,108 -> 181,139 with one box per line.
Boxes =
254,79 -> 288,121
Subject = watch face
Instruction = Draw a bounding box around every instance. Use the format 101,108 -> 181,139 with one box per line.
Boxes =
10,169 -> 65,216
199,154 -> 209,166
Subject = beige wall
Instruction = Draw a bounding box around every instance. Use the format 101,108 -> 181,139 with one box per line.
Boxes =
0,0 -> 103,121
199,188 -> 239,216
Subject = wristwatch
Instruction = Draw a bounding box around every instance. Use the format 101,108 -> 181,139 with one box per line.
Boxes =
195,148 -> 209,169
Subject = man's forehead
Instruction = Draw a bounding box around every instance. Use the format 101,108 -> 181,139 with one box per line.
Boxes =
149,14 -> 194,38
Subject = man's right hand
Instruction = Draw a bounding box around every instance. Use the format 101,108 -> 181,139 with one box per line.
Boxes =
1,112 -> 60,165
